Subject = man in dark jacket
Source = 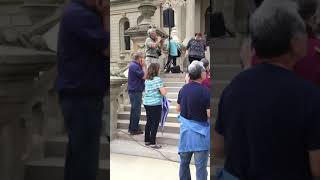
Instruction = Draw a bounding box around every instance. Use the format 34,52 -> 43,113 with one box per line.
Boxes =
56,0 -> 109,179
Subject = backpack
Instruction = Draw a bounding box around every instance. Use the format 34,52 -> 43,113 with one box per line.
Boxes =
170,65 -> 182,73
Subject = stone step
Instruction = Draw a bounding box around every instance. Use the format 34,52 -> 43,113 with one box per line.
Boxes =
124,105 -> 178,114
117,120 -> 180,134
110,139 -> 210,166
44,136 -> 109,160
116,129 -> 179,146
160,73 -> 186,78
118,111 -> 179,123
212,80 -> 230,97
165,86 -> 182,92
166,92 -> 179,98
164,82 -> 185,88
24,158 -> 108,180
213,64 -> 242,80
162,77 -> 186,82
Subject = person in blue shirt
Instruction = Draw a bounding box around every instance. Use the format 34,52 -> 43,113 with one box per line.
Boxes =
55,0 -> 109,179
177,60 -> 210,180
165,37 -> 181,72
143,63 -> 167,149
128,52 -> 146,135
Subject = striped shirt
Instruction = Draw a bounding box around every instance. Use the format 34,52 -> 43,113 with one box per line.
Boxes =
143,76 -> 164,106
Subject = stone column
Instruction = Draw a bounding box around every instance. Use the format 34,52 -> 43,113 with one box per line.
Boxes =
174,6 -> 182,40
110,77 -> 127,141
183,0 -> 195,45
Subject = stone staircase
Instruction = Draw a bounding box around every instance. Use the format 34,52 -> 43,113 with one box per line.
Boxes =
212,38 -> 243,119
24,135 -> 109,180
111,73 -> 186,163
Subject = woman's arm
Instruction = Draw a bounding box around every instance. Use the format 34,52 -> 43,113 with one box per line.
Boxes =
159,87 -> 167,96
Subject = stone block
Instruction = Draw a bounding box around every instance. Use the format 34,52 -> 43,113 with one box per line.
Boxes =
0,16 -> 10,27
11,15 -> 32,26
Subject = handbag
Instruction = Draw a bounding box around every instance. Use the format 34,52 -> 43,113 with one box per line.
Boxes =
170,65 -> 182,73
177,48 -> 181,57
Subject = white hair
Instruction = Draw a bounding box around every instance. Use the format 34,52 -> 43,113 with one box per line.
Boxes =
188,61 -> 205,80
249,0 -> 306,58
147,28 -> 157,37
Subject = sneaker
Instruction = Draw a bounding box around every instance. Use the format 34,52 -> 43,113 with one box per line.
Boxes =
145,142 -> 151,146
149,144 -> 162,149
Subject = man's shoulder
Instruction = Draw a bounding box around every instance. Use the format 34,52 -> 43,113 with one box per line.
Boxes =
63,2 -> 98,21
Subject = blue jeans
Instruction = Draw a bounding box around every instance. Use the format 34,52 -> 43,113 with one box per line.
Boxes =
59,95 -> 104,180
179,151 -> 209,180
128,92 -> 142,132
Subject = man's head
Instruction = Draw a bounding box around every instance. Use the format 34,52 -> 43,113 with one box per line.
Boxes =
147,28 -> 157,39
200,58 -> 210,71
195,33 -> 202,40
188,61 -> 206,81
133,52 -> 145,65
250,0 -> 307,62
298,0 -> 318,36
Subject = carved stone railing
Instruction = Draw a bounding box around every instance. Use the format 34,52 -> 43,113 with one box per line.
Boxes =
0,45 -> 56,180
110,76 -> 128,140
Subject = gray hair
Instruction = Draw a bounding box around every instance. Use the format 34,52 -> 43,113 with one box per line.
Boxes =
147,28 -> 157,37
188,61 -> 205,80
132,52 -> 144,60
250,0 -> 306,59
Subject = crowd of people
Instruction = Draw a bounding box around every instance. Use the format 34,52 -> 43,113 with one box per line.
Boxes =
127,28 -> 211,179
214,0 -> 320,179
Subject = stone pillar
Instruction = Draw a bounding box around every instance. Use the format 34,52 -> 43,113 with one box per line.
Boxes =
110,77 -> 127,140
183,0 -> 195,45
174,6 -> 182,40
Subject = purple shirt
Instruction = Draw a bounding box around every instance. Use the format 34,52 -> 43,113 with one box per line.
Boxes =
128,61 -> 145,94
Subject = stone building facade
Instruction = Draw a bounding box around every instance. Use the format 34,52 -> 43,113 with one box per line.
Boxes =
110,0 -> 211,72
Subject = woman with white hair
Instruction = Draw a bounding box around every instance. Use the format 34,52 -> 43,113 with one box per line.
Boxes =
214,1 -> 320,179
177,61 -> 210,180
145,28 -> 163,68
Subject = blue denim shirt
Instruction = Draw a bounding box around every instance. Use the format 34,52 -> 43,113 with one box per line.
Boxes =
178,115 -> 210,153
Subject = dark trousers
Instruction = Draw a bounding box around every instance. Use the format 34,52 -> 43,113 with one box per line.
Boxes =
144,105 -> 162,144
189,56 -> 203,64
59,95 -> 103,180
128,92 -> 142,132
167,55 -> 177,67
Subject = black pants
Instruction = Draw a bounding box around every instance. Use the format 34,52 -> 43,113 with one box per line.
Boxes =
167,55 -> 177,67
144,105 -> 162,144
189,56 -> 203,64
59,95 -> 104,180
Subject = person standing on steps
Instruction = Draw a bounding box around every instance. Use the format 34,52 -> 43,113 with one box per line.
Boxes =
200,58 -> 211,89
145,28 -> 164,68
186,33 -> 207,65
177,61 -> 210,180
165,37 -> 181,73
128,52 -> 147,135
143,63 -> 167,149
56,0 -> 109,179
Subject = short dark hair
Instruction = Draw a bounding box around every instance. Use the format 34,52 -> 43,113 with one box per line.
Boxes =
298,0 -> 318,20
146,63 -> 160,80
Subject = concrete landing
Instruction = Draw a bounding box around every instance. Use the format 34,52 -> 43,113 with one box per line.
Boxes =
111,153 -> 211,180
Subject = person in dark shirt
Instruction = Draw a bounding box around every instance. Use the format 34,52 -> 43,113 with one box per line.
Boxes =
213,1 -> 320,180
127,52 -> 146,135
177,60 -> 210,180
55,0 -> 109,179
